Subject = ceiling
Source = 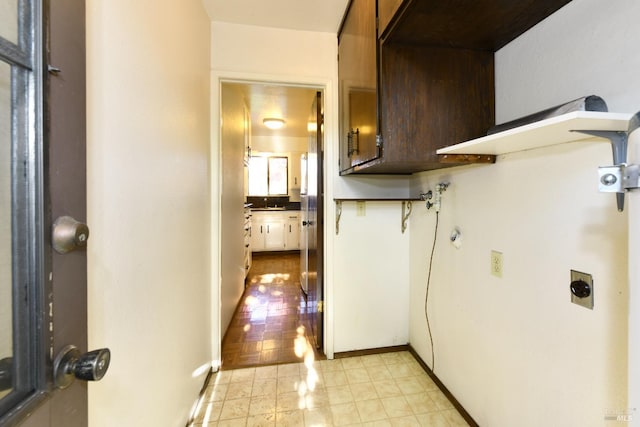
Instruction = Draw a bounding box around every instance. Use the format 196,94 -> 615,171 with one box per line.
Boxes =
203,0 -> 349,33
207,0 -> 348,141
226,83 -> 320,139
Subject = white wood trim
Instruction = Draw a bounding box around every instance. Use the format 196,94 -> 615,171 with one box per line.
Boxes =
211,69 -> 336,362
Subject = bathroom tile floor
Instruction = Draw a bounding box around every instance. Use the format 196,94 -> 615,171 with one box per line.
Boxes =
189,351 -> 469,426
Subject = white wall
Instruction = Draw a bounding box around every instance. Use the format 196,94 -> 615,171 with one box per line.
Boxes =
333,201 -> 410,351
408,1 -> 638,425
86,0 -> 212,425
211,21 -> 413,359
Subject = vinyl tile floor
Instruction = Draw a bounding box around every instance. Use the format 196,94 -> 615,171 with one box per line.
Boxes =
200,253 -> 470,426
188,351 -> 470,426
221,253 -> 323,370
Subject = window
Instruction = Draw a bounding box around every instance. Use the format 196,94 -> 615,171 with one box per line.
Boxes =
248,156 -> 288,196
0,0 -> 48,422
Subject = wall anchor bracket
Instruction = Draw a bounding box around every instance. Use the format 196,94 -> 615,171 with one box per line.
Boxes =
574,111 -> 640,212
401,201 -> 412,233
335,200 -> 342,235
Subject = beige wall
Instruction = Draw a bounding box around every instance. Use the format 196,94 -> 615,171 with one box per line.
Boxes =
220,84 -> 247,335
409,0 -> 638,425
86,0 -> 212,425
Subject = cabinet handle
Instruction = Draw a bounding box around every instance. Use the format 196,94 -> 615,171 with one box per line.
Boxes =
267,225 -> 270,233
347,128 -> 359,157
289,224 -> 291,232
260,225 -> 263,233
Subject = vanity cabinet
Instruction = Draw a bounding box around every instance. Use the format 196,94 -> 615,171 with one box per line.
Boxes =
337,0 -> 572,175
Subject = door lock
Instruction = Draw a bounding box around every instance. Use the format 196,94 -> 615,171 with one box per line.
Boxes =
52,216 -> 90,254
53,345 -> 111,389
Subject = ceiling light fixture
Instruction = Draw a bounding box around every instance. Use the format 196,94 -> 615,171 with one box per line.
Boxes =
263,118 -> 285,130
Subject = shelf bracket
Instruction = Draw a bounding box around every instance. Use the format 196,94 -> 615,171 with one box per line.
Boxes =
335,200 -> 342,235
574,112 -> 640,212
401,201 -> 412,233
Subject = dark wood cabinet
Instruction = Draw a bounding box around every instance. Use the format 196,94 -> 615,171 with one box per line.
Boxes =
337,0 -> 573,175
377,0 -> 403,37
337,0 -> 379,172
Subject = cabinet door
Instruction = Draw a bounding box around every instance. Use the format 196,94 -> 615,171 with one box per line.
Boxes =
378,0 -> 404,37
285,215 -> 300,250
338,0 -> 379,173
250,219 -> 266,252
264,220 -> 285,250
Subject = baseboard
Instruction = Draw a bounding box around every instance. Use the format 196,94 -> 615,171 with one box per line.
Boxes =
333,345 -> 411,359
407,345 -> 479,427
334,344 -> 478,426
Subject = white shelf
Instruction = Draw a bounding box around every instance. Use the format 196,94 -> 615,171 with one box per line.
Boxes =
437,111 -> 633,156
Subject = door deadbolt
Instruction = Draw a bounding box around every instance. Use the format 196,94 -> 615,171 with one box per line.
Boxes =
53,345 -> 111,389
52,216 -> 90,254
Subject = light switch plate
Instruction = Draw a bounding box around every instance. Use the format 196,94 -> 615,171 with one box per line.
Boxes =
570,270 -> 593,310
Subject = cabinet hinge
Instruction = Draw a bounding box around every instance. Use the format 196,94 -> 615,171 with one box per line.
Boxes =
317,301 -> 324,313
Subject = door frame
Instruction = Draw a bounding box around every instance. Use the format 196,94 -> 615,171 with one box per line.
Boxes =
210,70 -> 335,366
628,117 -> 639,426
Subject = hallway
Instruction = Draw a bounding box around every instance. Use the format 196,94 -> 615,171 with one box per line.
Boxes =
221,253 -> 323,370
200,253 -> 471,426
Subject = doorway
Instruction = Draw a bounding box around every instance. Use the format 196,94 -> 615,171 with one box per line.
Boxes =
219,81 -> 325,369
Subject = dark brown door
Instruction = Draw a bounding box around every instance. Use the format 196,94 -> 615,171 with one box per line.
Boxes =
45,0 -> 90,425
0,0 -> 90,425
304,92 -> 324,350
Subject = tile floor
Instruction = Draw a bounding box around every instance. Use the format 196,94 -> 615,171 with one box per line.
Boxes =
221,253 -> 323,369
188,351 -> 469,426
195,253 -> 470,426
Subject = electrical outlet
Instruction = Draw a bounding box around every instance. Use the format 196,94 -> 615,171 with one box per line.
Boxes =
356,201 -> 366,216
570,270 -> 593,309
491,250 -> 503,277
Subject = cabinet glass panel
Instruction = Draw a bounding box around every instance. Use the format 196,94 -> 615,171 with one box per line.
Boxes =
0,60 -> 11,400
0,0 -> 19,44
338,0 -> 378,172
